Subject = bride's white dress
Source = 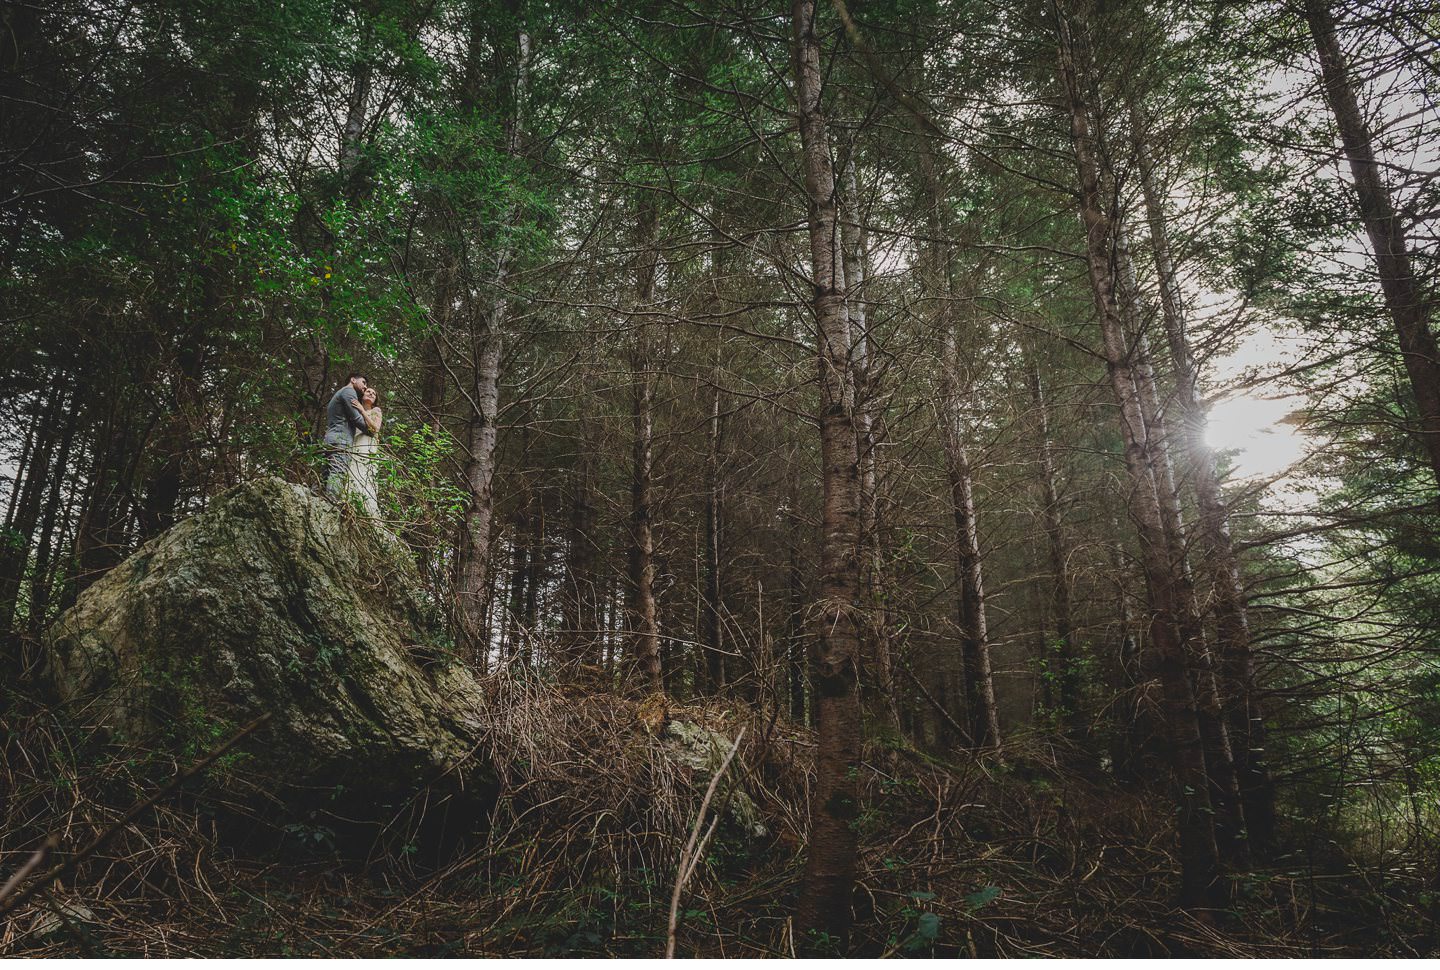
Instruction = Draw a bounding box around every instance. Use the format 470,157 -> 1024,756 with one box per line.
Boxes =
347,426 -> 381,517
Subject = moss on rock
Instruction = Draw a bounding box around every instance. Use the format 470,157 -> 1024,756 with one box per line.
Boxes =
45,476 -> 493,813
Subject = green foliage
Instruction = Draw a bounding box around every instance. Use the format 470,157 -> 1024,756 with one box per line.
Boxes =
964,885 -> 1001,912
377,421 -> 468,524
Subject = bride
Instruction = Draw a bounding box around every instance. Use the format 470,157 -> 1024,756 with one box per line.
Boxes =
346,387 -> 383,516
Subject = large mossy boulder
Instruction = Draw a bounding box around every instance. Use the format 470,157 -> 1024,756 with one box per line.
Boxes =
45,477 -> 493,813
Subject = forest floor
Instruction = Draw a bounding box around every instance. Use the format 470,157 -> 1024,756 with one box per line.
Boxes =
2,671 -> 1433,958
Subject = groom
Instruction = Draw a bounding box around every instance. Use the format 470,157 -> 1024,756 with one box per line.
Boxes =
324,372 -> 371,498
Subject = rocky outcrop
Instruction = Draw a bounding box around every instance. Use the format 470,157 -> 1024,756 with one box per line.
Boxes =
664,720 -> 768,838
45,477 -> 493,812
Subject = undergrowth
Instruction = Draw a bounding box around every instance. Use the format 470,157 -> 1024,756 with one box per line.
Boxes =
2,671 -> 1435,957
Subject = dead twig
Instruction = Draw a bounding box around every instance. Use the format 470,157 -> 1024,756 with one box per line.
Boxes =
0,837 -> 57,907
0,713 -> 272,919
666,726 -> 745,959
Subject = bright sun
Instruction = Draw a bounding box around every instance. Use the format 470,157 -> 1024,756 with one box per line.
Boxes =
1204,395 -> 1309,481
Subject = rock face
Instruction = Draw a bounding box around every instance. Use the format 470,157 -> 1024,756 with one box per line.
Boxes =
46,477 -> 492,812
664,720 -> 768,838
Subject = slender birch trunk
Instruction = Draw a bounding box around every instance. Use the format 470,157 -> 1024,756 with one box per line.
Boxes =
938,328 -> 1002,749
918,142 -> 1002,751
701,382 -> 726,692
562,397 -> 600,666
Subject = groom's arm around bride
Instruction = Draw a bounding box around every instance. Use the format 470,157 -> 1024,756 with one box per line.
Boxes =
323,372 -> 372,498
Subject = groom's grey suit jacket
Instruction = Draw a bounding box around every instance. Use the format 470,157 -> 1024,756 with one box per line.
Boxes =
325,386 -> 370,445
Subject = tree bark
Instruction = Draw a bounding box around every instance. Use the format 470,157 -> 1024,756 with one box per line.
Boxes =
338,37 -> 373,193
1056,1 -> 1222,908
561,397 -> 601,666
939,329 -> 1002,750
457,325 -> 504,662
840,154 -> 899,734
701,382 -> 726,692
454,13 -> 532,665
420,268 -> 451,434
1117,239 -> 1247,859
627,196 -> 663,693
25,405 -> 78,640
502,422 -> 538,664
1132,107 -> 1276,851
1304,0 -> 1440,492
66,402 -> 133,607
0,385 -> 65,641
785,466 -> 808,723
918,141 -> 1001,752
792,0 -> 864,949
2,395 -> 37,535
1107,528 -> 1149,781
1026,354 -> 1082,737
139,301 -> 208,539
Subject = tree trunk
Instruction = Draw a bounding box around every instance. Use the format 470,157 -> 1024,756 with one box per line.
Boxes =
66,387 -> 140,609
454,15 -> 532,665
502,422 -> 537,664
1027,354 -> 1082,736
25,404 -> 78,640
627,197 -> 662,692
792,0 -> 864,949
786,498 -> 808,724
1117,240 -> 1247,860
920,138 -> 1002,752
1056,2 -> 1222,908
938,330 -> 1002,750
1304,0 -> 1440,492
1133,107 -> 1276,851
501,529 -> 528,662
2,395 -> 37,534
457,325 -> 504,662
840,154 -> 899,734
561,400 -> 601,666
0,385 -> 65,641
522,496 -> 544,657
1107,529 -> 1149,781
701,382 -> 726,693
420,269 -> 451,433
339,47 -> 373,193
140,302 -> 208,539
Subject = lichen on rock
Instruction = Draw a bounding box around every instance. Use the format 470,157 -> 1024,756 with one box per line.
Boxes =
45,476 -> 493,812
663,719 -> 768,838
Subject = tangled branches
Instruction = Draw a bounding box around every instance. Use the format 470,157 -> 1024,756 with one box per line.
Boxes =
2,675 -> 1431,956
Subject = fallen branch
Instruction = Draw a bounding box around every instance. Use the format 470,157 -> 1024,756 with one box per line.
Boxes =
666,726 -> 745,959
900,665 -> 968,740
0,712 -> 272,918
0,836 -> 56,906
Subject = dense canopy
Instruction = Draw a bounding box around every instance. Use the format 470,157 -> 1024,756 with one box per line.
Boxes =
3,0 -> 1440,957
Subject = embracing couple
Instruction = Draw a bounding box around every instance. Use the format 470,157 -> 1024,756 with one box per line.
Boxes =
323,372 -> 384,516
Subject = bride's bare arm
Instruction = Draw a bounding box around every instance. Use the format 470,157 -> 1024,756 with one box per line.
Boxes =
365,407 -> 382,436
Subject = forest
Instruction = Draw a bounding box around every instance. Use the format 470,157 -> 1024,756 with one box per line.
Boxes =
2,0 -> 1440,958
